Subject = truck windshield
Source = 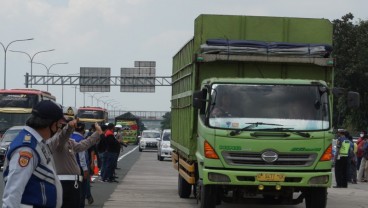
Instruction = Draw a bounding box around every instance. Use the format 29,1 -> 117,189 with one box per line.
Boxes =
208,83 -> 329,131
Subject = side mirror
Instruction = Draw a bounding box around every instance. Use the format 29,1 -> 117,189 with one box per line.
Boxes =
347,91 -> 360,108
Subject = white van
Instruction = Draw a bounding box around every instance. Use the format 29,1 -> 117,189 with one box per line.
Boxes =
157,129 -> 172,161
138,130 -> 161,152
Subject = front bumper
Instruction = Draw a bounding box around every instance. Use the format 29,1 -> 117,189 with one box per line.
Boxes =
202,168 -> 332,188
139,142 -> 158,150
159,148 -> 173,158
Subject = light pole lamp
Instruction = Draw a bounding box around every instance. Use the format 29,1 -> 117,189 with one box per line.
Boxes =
33,61 -> 68,91
0,38 -> 34,89
10,48 -> 55,88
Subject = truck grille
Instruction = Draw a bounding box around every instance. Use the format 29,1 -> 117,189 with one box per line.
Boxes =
222,151 -> 317,167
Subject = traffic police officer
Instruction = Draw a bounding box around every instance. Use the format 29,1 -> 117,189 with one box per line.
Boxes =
2,100 -> 78,207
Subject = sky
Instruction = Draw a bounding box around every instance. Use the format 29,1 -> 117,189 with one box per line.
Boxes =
0,0 -> 367,112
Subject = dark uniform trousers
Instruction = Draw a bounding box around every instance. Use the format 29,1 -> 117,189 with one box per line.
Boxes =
61,180 -> 82,207
335,156 -> 348,188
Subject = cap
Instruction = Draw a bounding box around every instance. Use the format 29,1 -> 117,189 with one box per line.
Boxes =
115,124 -> 122,128
32,100 -> 66,123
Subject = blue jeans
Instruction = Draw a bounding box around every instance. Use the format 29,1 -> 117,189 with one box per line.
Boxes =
98,152 -> 105,178
102,152 -> 115,180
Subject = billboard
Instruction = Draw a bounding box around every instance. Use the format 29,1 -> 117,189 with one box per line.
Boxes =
80,67 -> 111,92
134,61 -> 156,68
120,67 -> 155,92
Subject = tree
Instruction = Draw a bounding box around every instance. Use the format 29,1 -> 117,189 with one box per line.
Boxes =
333,13 -> 368,131
161,112 -> 171,130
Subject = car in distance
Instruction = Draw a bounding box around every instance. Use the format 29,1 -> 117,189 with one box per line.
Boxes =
138,130 -> 161,152
157,129 -> 172,161
0,126 -> 24,168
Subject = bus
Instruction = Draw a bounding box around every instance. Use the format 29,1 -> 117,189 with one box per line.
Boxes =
77,106 -> 108,129
0,89 -> 56,136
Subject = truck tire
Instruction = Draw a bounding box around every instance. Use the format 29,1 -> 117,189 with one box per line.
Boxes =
159,156 -> 164,161
198,184 -> 216,208
178,174 -> 192,198
304,187 -> 327,208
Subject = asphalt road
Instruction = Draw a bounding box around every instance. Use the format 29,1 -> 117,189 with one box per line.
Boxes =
0,144 -> 140,207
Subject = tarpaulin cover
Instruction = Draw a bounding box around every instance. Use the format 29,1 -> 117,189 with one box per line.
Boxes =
201,39 -> 332,58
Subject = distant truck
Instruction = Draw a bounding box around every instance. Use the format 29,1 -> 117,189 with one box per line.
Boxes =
115,112 -> 140,144
170,14 -> 359,208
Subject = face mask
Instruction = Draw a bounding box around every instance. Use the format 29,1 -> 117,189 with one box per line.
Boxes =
360,134 -> 364,137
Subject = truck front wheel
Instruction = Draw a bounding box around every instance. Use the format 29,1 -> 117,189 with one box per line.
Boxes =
198,183 -> 216,208
304,187 -> 327,208
178,174 -> 192,198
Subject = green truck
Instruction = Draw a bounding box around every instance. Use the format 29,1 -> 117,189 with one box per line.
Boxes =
115,112 -> 140,144
171,14 -> 359,208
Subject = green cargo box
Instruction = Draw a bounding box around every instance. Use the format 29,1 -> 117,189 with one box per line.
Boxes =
171,14 -> 333,160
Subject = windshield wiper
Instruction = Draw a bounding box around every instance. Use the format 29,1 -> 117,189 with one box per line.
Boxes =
229,122 -> 283,136
261,128 -> 311,138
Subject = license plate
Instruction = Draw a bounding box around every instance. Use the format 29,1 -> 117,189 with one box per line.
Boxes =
256,173 -> 285,182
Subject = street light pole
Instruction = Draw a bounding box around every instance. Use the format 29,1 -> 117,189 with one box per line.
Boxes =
88,93 -> 102,106
33,61 -> 68,91
104,99 -> 115,109
96,96 -> 108,107
49,73 -> 79,106
10,49 -> 55,88
110,101 -> 120,117
0,38 -> 34,89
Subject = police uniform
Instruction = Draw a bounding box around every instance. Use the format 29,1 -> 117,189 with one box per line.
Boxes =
3,126 -> 63,208
334,130 -> 353,188
51,129 -> 100,208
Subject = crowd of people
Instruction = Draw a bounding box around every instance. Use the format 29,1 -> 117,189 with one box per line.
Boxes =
334,129 -> 368,188
2,100 -> 127,207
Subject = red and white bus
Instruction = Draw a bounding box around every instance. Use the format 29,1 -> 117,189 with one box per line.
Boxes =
0,89 -> 56,135
77,106 -> 108,128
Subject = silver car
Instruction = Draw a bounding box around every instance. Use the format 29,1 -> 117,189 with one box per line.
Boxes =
0,126 -> 24,168
157,129 -> 172,161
